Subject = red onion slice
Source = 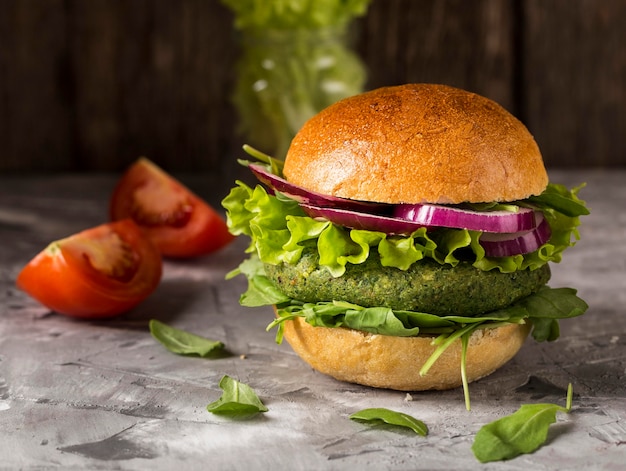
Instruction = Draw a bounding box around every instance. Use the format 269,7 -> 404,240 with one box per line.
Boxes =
301,203 -> 550,257
248,162 -> 551,257
299,203 -> 426,235
249,164 -> 389,212
480,214 -> 552,257
393,203 -> 536,233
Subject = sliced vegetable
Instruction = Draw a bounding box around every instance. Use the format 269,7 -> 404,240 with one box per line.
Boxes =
480,214 -> 552,257
248,163 -> 389,212
394,203 -> 537,233
110,158 -> 234,258
246,164 -> 557,256
149,319 -> 224,357
299,202 -> 425,234
16,219 -> 162,319
300,204 -> 548,257
206,375 -> 268,418
349,408 -> 428,436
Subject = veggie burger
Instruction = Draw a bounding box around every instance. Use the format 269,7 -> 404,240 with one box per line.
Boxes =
222,83 -> 589,396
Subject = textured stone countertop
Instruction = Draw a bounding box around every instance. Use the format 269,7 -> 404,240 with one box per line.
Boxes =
1,169 -> 625,470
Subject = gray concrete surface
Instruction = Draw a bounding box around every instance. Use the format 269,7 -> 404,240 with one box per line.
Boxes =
1,170 -> 624,470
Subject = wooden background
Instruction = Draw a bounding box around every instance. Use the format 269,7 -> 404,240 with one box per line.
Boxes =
1,0 -> 625,175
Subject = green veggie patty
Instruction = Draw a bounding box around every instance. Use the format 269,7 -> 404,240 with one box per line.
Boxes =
264,246 -> 551,316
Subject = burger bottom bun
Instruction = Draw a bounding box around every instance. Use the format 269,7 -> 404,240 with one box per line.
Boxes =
280,313 -> 530,391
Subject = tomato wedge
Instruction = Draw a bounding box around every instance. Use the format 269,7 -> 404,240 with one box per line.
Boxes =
110,158 -> 234,258
16,219 -> 162,319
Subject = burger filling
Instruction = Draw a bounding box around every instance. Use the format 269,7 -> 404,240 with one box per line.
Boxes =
222,156 -> 589,382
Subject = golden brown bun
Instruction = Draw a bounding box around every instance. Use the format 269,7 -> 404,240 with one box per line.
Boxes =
283,83 -> 548,204
281,315 -> 530,391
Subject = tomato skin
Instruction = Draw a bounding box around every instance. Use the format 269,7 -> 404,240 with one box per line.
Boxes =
16,220 -> 162,319
110,158 -> 234,258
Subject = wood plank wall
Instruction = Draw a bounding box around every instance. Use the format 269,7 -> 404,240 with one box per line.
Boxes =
1,0 -> 624,174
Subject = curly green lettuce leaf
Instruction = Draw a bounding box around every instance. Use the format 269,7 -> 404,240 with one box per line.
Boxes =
221,0 -> 372,30
222,181 -> 588,275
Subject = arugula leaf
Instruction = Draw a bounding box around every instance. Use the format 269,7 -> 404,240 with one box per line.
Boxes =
149,320 -> 224,357
250,280 -> 587,342
525,183 -> 589,217
207,375 -> 269,418
471,384 -> 573,462
520,287 -> 589,341
350,408 -> 428,436
343,306 -> 420,336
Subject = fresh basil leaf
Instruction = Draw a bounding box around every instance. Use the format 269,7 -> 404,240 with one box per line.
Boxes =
343,306 -> 420,337
350,408 -> 428,436
472,384 -> 573,462
149,320 -> 224,357
529,317 -> 560,342
520,287 -> 589,319
269,286 -> 587,340
518,286 -> 588,341
207,375 -> 268,418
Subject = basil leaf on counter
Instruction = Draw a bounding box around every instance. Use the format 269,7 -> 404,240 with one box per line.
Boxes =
350,408 -> 428,436
472,383 -> 573,463
149,319 -> 224,357
207,375 -> 268,418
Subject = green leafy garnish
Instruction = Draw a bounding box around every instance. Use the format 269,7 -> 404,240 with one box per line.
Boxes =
525,183 -> 590,217
349,408 -> 428,436
471,383 -> 574,462
149,319 -> 224,357
206,375 -> 269,418
221,0 -> 371,30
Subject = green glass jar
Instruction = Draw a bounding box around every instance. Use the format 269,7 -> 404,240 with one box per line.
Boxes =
233,25 -> 367,159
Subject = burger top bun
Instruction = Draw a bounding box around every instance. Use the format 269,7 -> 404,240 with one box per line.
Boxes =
283,83 -> 548,204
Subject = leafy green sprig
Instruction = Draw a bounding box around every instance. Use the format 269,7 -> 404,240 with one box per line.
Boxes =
149,319 -> 224,357
207,375 -> 269,418
472,383 -> 574,462
350,408 -> 428,436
